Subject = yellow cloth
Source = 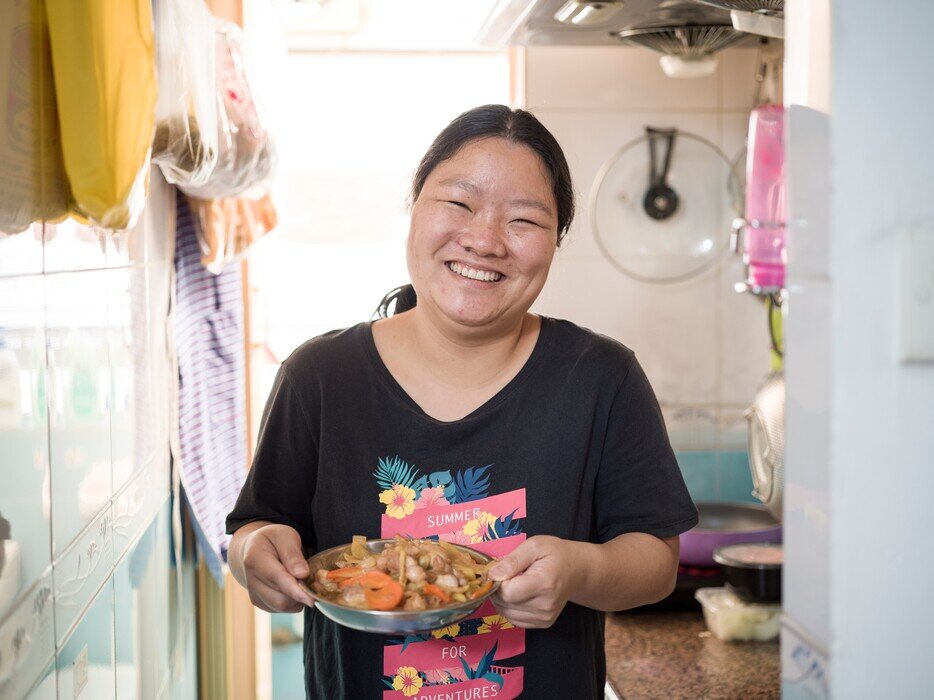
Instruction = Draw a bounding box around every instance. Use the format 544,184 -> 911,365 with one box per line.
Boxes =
0,0 -> 70,234
45,0 -> 157,230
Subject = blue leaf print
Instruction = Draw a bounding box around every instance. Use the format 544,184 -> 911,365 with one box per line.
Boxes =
460,656 -> 475,680
429,470 -> 452,487
374,456 -> 420,490
484,509 -> 523,540
449,464 -> 492,504
411,475 -> 429,493
476,641 -> 498,679
482,671 -> 505,688
382,678 -> 396,689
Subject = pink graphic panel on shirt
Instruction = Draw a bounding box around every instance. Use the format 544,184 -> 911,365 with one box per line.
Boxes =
380,489 -> 527,539
375,459 -> 526,699
382,667 -> 525,700
383,627 -> 525,676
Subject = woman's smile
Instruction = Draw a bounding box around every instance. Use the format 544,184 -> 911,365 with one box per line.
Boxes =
445,260 -> 505,283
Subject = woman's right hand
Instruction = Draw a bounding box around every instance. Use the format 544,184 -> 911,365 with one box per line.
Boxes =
229,522 -> 315,613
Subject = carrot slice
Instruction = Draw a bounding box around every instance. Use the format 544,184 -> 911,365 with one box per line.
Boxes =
422,583 -> 451,604
325,566 -> 362,581
355,571 -> 404,610
471,581 -> 493,600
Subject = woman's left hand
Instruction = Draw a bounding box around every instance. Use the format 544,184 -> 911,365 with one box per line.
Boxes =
487,535 -> 583,629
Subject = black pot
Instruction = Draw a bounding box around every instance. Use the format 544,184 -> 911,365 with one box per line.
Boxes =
713,543 -> 782,603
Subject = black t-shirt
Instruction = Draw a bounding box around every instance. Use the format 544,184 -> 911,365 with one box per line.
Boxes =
227,317 -> 698,700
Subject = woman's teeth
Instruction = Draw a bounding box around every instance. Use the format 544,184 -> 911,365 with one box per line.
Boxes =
447,262 -> 502,282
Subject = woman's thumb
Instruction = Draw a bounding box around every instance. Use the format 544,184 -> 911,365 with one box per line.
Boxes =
268,526 -> 309,577
488,540 -> 539,581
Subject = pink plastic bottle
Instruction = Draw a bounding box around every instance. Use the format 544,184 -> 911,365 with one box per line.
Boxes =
743,105 -> 787,292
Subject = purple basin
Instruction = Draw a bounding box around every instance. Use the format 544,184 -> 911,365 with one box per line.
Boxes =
679,502 -> 782,567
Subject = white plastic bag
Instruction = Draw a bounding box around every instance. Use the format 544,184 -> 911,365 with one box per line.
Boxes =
179,19 -> 275,200
151,0 -> 218,189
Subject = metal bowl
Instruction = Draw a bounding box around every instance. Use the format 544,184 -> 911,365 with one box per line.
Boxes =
298,538 -> 500,635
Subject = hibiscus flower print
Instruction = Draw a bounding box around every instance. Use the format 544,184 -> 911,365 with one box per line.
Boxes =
461,511 -> 498,543
392,666 -> 423,697
439,531 -> 472,546
424,669 -> 455,685
379,484 -> 416,520
415,485 -> 449,510
477,614 -> 514,635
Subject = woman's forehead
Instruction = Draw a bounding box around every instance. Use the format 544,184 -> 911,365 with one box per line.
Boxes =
427,139 -> 554,198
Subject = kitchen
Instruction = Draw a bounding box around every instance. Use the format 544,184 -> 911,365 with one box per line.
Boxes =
0,0 -> 932,698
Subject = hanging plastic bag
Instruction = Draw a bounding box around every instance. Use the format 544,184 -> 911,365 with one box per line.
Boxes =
44,0 -> 157,230
151,0 -> 218,189
0,0 -> 70,235
189,194 -> 278,274
180,19 -> 275,201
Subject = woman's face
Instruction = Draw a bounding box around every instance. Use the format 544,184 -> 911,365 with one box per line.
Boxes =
406,137 -> 559,333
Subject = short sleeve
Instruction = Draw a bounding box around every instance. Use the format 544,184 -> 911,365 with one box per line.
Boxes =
594,356 -> 698,542
225,364 -> 318,548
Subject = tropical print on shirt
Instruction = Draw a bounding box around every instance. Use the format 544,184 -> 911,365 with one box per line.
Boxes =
374,456 -> 526,699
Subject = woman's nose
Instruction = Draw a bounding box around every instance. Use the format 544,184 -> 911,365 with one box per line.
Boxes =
458,216 -> 507,257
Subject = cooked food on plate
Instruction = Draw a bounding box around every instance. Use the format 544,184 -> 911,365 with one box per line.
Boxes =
308,536 -> 494,611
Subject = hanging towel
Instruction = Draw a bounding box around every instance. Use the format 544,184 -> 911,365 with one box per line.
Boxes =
172,190 -> 246,583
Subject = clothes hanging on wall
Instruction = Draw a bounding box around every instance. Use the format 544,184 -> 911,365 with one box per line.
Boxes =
171,189 -> 247,583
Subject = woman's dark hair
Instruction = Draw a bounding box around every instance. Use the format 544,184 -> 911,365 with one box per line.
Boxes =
377,104 -> 574,318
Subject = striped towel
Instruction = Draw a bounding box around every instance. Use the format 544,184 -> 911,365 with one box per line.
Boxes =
173,190 -> 247,583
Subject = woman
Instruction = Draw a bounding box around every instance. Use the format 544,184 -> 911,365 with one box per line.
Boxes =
227,104 -> 697,699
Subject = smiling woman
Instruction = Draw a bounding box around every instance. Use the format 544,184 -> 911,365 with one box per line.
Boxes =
226,105 -> 698,700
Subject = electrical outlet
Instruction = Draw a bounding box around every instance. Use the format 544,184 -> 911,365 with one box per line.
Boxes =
897,227 -> 934,363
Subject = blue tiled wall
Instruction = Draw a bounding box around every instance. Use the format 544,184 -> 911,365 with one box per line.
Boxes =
676,450 -> 758,504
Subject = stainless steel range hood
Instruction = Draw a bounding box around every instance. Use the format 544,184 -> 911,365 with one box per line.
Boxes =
476,0 -> 770,47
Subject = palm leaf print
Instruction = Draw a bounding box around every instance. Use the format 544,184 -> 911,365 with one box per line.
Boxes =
484,509 -> 523,541
460,641 -> 500,683
449,464 -> 492,504
373,456 -> 420,490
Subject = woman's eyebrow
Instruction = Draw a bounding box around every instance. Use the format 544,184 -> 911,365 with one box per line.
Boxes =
438,177 -> 481,195
510,198 -> 554,217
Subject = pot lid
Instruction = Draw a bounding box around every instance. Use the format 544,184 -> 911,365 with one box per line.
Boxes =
590,127 -> 741,283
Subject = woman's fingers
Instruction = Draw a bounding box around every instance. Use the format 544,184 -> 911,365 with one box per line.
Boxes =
492,604 -> 550,629
242,524 -> 314,612
265,525 -> 311,578
251,579 -> 305,613
251,554 -> 314,608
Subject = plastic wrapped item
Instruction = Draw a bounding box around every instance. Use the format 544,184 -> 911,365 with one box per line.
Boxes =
180,20 -> 275,200
151,0 -> 218,189
695,587 -> 781,642
0,0 -> 70,235
188,194 -> 278,274
44,0 -> 157,230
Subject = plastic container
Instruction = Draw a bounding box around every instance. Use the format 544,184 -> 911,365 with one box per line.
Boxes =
695,587 -> 780,642
713,542 -> 782,603
742,104 -> 786,291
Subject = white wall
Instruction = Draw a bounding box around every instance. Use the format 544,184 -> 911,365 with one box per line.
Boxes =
828,1 -> 934,696
524,46 -> 772,455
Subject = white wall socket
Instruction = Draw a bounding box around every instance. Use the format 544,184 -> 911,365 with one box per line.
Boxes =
897,227 -> 934,363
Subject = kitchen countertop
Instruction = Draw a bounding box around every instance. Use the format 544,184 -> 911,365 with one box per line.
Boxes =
605,609 -> 780,699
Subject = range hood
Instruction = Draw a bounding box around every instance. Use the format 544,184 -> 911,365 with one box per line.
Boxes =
477,0 -> 779,47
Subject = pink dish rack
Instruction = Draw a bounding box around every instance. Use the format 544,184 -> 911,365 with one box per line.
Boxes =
733,104 -> 787,295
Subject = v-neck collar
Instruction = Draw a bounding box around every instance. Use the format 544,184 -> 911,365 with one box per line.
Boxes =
362,316 -> 554,426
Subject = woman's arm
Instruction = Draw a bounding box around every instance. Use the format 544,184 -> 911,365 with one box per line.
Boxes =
489,533 -> 679,628
229,521 -> 315,613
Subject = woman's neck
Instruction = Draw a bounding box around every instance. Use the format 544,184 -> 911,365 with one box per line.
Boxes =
410,308 -> 537,389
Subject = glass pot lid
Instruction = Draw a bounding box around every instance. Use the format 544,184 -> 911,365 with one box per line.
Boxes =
590,128 -> 741,283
